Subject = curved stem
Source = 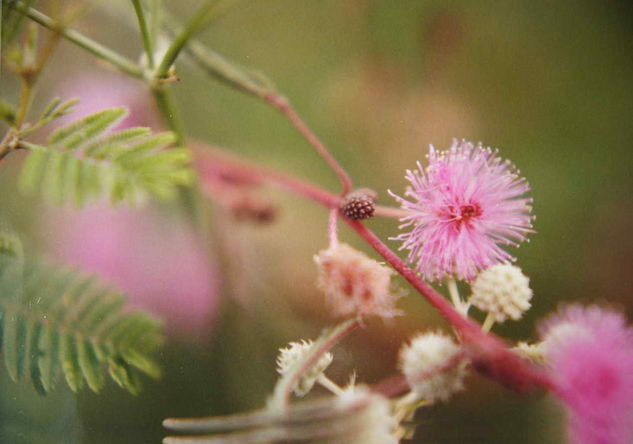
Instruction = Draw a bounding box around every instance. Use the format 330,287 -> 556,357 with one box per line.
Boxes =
345,220 -> 552,392
15,1 -> 145,79
263,93 -> 352,195
154,0 -> 218,78
196,147 -> 341,209
163,16 -> 353,195
131,0 -> 154,68
269,318 -> 360,412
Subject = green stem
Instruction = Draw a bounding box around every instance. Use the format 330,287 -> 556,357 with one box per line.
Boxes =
131,0 -> 154,68
481,312 -> 495,333
14,77 -> 33,128
14,1 -> 146,79
151,85 -> 186,144
154,0 -> 218,78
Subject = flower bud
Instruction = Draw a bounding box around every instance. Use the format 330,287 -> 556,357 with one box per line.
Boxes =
469,264 -> 532,323
399,332 -> 467,402
276,340 -> 333,397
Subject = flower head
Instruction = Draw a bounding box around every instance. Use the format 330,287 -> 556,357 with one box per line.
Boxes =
276,340 -> 333,397
334,386 -> 399,444
314,243 -> 401,318
539,305 -> 633,444
390,139 -> 533,282
399,331 -> 467,402
469,263 -> 532,323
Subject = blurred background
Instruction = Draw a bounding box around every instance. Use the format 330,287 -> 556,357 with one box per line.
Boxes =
1,0 -> 633,442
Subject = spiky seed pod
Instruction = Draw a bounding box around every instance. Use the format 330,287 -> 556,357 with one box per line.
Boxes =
340,188 -> 377,221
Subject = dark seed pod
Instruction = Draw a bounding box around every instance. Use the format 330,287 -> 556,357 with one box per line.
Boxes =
340,188 -> 377,221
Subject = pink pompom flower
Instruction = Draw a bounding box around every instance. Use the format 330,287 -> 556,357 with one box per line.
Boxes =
390,139 -> 533,282
540,305 -> 633,444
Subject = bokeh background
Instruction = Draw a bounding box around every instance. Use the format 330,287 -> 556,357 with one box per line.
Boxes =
2,0 -> 633,442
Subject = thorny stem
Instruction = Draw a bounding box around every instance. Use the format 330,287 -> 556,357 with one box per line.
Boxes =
14,1 -> 146,79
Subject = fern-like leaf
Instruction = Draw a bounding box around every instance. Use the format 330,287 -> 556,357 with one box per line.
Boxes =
0,231 -> 163,395
19,106 -> 195,206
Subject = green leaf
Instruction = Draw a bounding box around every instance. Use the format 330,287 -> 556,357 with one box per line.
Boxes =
60,332 -> 83,392
0,99 -> 16,125
1,307 -> 21,381
20,107 -> 195,206
0,231 -> 164,395
48,107 -> 128,149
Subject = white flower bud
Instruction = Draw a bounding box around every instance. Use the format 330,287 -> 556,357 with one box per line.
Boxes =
333,386 -> 399,444
469,264 -> 532,323
399,332 -> 467,402
276,340 -> 333,397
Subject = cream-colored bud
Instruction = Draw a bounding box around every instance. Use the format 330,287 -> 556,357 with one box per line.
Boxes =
470,264 -> 532,323
276,340 -> 333,397
399,332 -> 467,402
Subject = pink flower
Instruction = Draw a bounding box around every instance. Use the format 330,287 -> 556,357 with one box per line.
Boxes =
45,205 -> 221,339
54,69 -> 161,130
390,139 -> 533,281
540,305 -> 633,444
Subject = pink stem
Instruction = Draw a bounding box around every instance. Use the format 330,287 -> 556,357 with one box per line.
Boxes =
328,208 -> 339,247
346,220 -> 553,393
263,93 -> 353,195
196,147 -> 553,393
196,148 -> 340,209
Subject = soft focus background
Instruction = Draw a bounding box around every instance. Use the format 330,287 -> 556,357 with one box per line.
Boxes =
1,0 -> 633,442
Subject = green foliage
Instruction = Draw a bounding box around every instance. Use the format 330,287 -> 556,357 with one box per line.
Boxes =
19,97 -> 79,135
0,99 -> 17,125
0,230 -> 163,395
1,0 -> 34,45
19,106 -> 196,206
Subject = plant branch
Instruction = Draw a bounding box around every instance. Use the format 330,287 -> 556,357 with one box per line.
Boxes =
345,220 -> 552,393
195,146 -> 552,392
131,0 -> 154,68
262,93 -> 353,195
196,145 -> 341,209
268,318 -> 361,412
163,17 -> 353,194
14,1 -> 146,79
154,0 -> 218,79
152,86 -> 186,144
